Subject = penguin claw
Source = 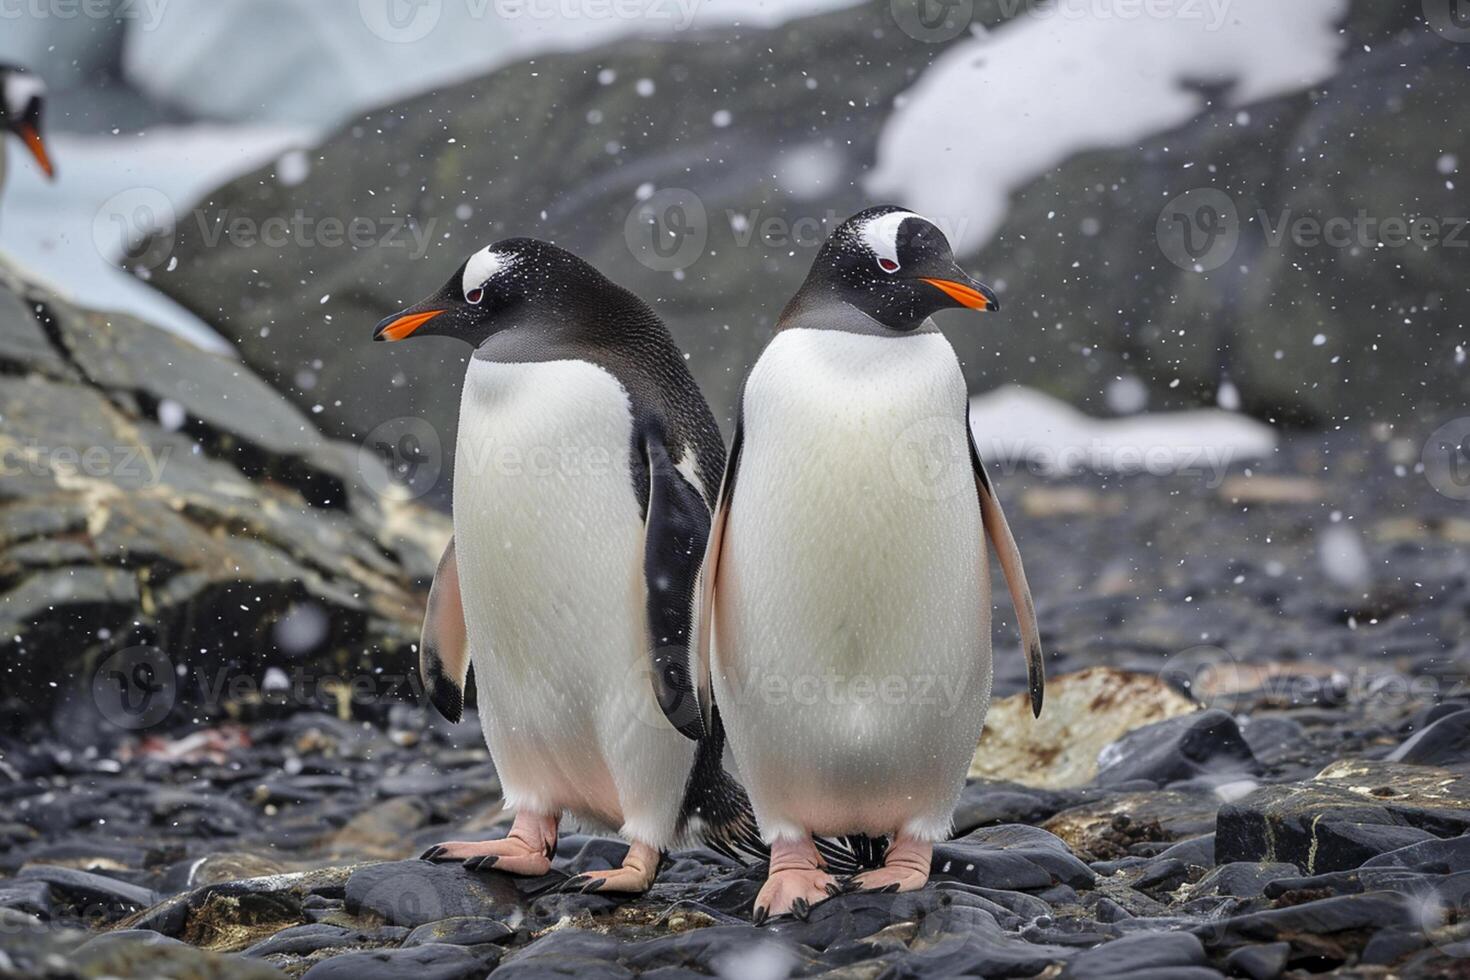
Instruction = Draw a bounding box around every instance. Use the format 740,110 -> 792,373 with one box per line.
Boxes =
558,874 -> 606,894
791,898 -> 810,920
824,882 -> 843,898
463,855 -> 499,871
419,846 -> 444,862
752,905 -> 769,927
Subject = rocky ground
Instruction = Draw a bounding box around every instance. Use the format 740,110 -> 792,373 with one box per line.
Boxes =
2,419 -> 1469,978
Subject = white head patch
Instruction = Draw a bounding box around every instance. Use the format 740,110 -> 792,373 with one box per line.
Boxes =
461,246 -> 515,297
857,209 -> 927,270
3,72 -> 45,119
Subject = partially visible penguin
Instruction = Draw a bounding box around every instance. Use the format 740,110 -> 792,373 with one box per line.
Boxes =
0,64 -> 56,215
691,207 -> 1046,920
374,238 -> 758,892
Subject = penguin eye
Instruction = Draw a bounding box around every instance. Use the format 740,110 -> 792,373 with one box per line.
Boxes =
877,258 -> 900,273
465,287 -> 485,305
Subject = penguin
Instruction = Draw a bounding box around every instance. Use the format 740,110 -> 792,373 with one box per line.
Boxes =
0,64 -> 56,210
373,238 -> 761,892
688,207 -> 1046,921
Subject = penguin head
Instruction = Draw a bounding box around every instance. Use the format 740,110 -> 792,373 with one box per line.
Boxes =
1,65 -> 55,180
374,237 -> 608,345
796,206 -> 998,331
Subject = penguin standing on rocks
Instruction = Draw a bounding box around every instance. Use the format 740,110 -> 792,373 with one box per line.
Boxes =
0,65 -> 56,212
690,207 -> 1046,921
374,238 -> 760,892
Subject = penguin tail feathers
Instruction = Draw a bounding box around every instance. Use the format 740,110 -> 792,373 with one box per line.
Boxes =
677,711 -> 885,875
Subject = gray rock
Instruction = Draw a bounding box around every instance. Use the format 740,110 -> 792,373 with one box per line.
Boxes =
932,824 -> 1095,890
1224,942 -> 1291,980
1388,709 -> 1470,768
403,916 -> 515,947
1095,710 -> 1262,787
0,879 -> 52,919
1216,760 -> 1470,873
1060,931 -> 1207,978
1186,863 -> 1300,899
17,865 -> 157,915
0,252 -> 447,730
241,923 -> 374,958
344,860 -> 521,928
1362,833 -> 1470,872
301,943 -> 497,980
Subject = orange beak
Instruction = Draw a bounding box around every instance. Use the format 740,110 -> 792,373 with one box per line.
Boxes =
16,122 -> 54,179
920,277 -> 999,312
374,308 -> 444,342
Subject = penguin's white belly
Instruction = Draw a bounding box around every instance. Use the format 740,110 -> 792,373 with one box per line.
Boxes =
453,358 -> 695,845
714,328 -> 991,842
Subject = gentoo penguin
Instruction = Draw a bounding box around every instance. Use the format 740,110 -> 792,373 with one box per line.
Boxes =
689,207 -> 1046,921
0,65 -> 56,207
373,238 -> 756,892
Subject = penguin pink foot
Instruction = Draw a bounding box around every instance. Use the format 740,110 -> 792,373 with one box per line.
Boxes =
753,836 -> 839,924
846,835 -> 932,894
561,840 -> 661,894
420,810 -> 559,876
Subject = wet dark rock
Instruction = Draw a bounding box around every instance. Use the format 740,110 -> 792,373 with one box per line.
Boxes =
403,915 -> 516,947
1361,833 -> 1470,871
0,879 -> 52,919
17,865 -> 158,917
344,860 -> 522,928
1095,710 -> 1262,788
932,824 -> 1095,890
240,922 -> 378,958
1223,942 -> 1291,980
952,780 -> 1087,832
1059,931 -> 1207,978
1154,834 -> 1215,868
1191,891 -> 1413,952
1186,863 -> 1300,899
1216,760 -> 1470,873
1388,709 -> 1470,768
1132,858 -> 1191,894
300,942 -> 499,980
1239,716 -> 1314,769
496,929 -> 631,979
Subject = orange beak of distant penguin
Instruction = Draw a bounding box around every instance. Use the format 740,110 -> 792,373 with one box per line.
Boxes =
919,277 -> 999,312
374,309 -> 444,342
16,122 -> 54,179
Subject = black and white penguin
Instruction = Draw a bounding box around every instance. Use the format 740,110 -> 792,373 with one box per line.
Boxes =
374,238 -> 760,892
0,64 -> 56,206
689,207 -> 1046,921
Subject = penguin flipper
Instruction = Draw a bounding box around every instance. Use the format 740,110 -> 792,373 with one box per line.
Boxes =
693,414 -> 742,737
421,537 -> 470,723
967,416 -> 1045,718
643,429 -> 713,740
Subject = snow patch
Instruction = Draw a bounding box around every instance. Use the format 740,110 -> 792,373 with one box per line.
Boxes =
868,0 -> 1348,253
970,385 -> 1276,481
